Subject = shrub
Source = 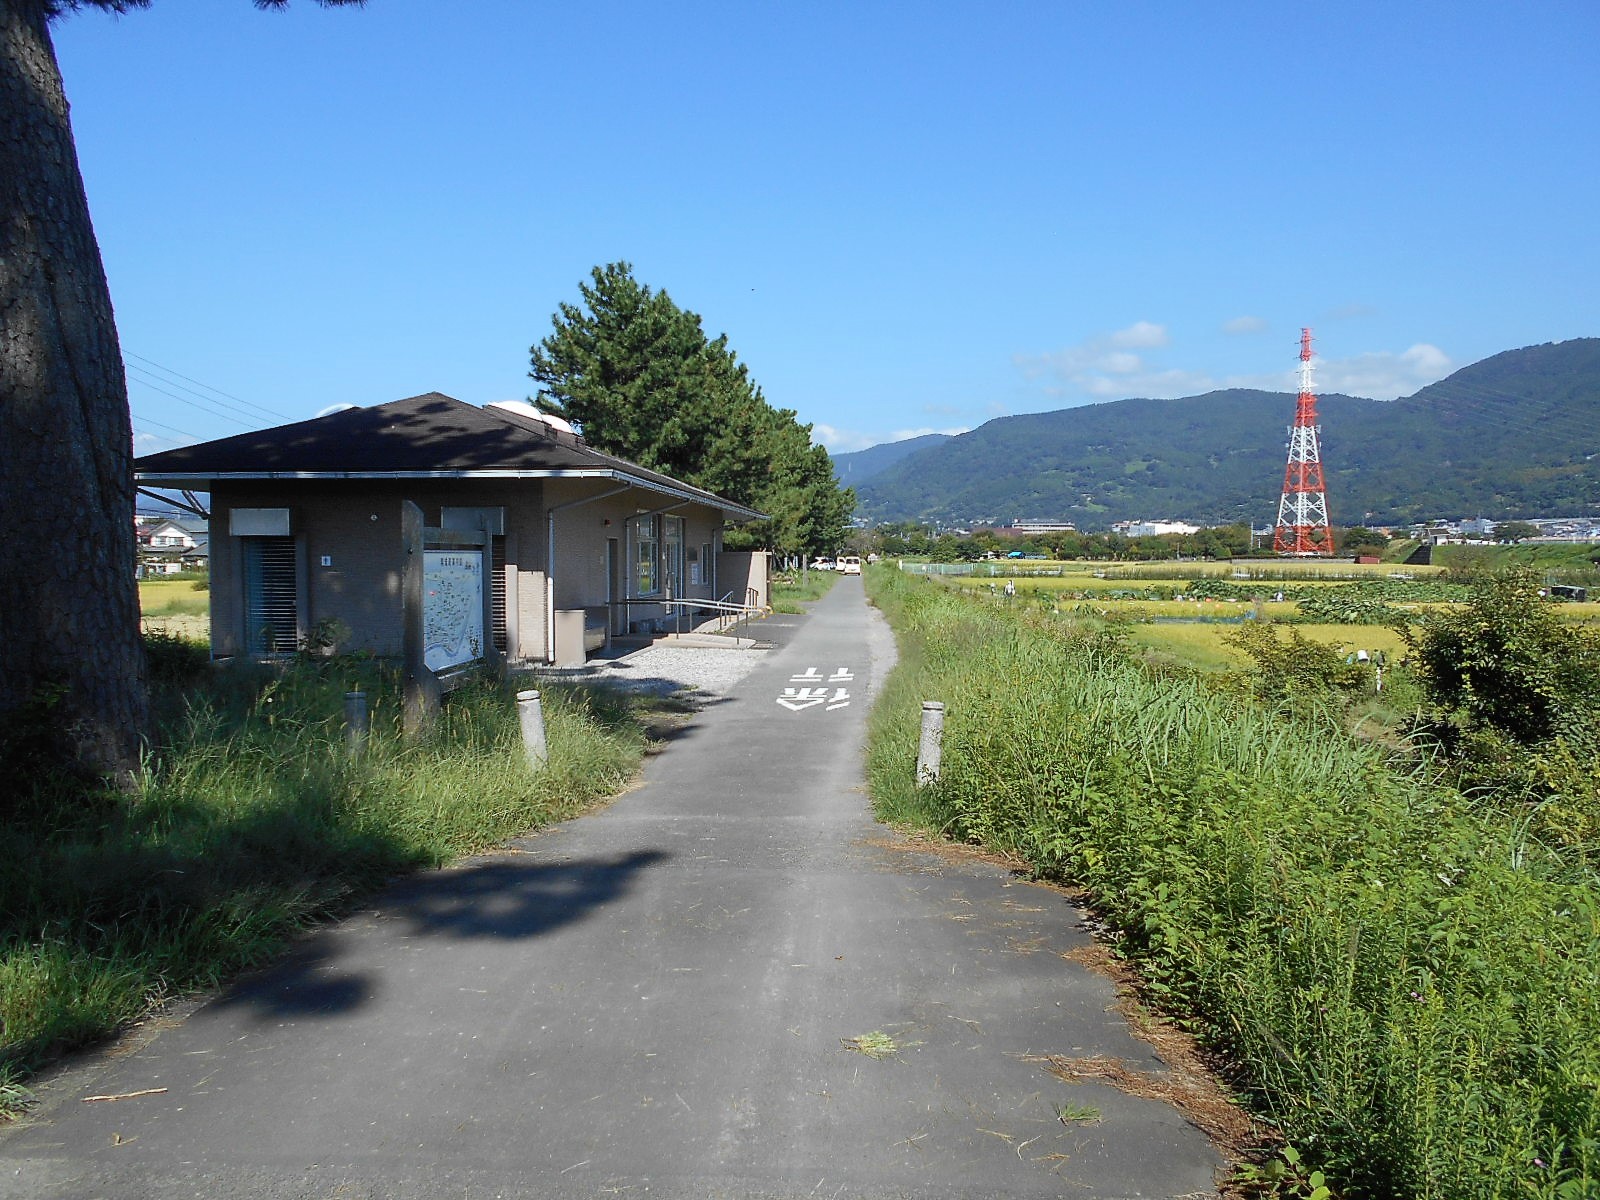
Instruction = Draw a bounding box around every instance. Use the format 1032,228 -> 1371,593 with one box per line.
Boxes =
1413,573 -> 1600,745
142,628 -> 210,688
1223,620 -> 1367,717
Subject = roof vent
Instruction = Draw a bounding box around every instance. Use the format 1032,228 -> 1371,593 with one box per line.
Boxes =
485,400 -> 577,435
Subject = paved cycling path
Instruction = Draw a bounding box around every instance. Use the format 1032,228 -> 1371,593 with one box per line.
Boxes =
2,577 -> 1225,1198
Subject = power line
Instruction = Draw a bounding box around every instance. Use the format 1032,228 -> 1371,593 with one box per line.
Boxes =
130,411 -> 201,441
128,375 -> 258,429
127,363 -> 272,427
123,352 -> 296,428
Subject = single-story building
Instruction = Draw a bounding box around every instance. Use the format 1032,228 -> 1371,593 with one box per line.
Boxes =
134,392 -> 768,669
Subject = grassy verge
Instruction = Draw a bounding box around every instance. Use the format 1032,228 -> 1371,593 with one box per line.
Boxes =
770,566 -> 840,612
865,567 -> 1600,1200
1,641 -> 655,1116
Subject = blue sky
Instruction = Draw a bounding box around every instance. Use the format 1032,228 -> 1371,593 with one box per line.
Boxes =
54,0 -> 1599,458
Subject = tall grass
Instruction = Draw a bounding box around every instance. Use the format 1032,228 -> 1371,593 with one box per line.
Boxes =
866,568 -> 1600,1199
770,566 -> 840,612
1,648 -> 650,1113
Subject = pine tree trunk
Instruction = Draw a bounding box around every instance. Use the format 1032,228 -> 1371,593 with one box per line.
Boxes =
1,0 -> 149,785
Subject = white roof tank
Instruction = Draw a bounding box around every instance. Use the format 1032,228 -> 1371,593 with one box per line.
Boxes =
485,400 -> 577,435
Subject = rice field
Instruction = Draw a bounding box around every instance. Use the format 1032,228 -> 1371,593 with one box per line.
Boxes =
139,578 -> 209,642
930,559 -> 1595,671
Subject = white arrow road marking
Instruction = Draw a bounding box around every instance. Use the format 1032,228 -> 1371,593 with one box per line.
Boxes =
777,687 -> 830,711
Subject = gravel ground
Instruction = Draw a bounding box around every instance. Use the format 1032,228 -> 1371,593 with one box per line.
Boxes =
533,642 -> 771,700
529,591 -> 899,703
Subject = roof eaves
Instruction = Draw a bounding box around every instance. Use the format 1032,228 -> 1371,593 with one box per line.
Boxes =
133,467 -> 767,522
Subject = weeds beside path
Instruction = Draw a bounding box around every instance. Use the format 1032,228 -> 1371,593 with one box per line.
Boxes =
864,566 -> 1600,1200
1,649 -> 656,1117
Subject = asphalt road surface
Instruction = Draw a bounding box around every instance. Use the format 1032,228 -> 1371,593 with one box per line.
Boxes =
2,577 -> 1225,1198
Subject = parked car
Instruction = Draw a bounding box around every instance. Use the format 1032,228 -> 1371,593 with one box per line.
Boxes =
811,558 -> 834,571
838,556 -> 862,574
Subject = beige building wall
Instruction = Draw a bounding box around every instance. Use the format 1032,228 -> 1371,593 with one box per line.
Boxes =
716,550 -> 770,610
208,479 -> 737,664
209,481 -> 549,662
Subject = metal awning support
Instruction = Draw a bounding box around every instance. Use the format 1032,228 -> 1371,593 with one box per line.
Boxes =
545,484 -> 633,663
136,487 -> 209,519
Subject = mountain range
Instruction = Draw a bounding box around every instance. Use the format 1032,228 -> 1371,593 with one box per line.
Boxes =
843,338 -> 1600,529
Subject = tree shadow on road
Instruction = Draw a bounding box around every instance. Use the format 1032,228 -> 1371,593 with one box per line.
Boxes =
208,849 -> 670,1022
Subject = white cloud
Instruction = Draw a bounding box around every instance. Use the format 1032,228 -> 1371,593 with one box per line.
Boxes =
132,429 -> 190,455
1013,321 -> 1173,395
1016,320 -> 1453,405
1080,367 -> 1219,399
889,425 -> 970,442
1314,344 -> 1452,399
1108,321 -> 1169,350
316,402 -> 361,418
1099,351 -> 1143,375
814,423 -> 969,453
1014,322 -> 1230,401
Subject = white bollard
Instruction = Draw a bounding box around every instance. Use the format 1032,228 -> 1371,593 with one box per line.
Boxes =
916,700 -> 945,788
344,690 -> 369,760
517,689 -> 549,770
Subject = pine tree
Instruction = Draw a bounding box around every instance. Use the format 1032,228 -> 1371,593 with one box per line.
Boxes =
530,263 -> 854,557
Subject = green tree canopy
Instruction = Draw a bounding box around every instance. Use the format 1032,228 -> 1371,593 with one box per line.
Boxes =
1339,526 -> 1391,554
529,263 -> 854,557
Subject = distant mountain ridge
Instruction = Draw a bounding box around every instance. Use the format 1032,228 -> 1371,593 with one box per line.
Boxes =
832,433 -> 953,487
853,339 -> 1600,528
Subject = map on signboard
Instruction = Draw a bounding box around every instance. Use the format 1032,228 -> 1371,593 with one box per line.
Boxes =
424,550 -> 484,672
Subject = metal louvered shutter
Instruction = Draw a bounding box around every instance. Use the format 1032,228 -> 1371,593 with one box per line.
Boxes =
491,535 -> 507,652
243,537 -> 298,653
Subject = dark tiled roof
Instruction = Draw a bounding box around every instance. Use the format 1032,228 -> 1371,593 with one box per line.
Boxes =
135,393 -> 764,520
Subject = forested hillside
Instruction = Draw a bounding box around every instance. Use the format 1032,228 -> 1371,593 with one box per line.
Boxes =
832,433 -> 953,486
855,339 -> 1600,528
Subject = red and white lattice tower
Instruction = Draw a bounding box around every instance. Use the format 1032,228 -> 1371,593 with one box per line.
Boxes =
1272,328 -> 1333,556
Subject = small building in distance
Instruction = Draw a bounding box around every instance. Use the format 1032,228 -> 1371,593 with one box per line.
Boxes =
136,516 -> 208,576
1006,520 -> 1077,536
1111,519 -> 1202,538
135,393 -> 767,669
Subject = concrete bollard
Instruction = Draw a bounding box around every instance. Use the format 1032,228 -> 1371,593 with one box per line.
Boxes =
916,700 -> 945,788
344,690 -> 369,760
517,689 -> 549,770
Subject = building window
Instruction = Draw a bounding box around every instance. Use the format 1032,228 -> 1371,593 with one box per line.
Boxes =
629,515 -> 659,596
242,536 -> 298,653
663,517 -> 684,597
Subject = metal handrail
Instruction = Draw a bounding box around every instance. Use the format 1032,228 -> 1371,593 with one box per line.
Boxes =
612,594 -> 764,640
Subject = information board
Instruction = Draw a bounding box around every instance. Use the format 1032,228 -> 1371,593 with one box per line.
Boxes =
423,549 -> 484,673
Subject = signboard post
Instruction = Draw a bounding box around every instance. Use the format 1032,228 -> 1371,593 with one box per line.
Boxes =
400,501 -> 500,734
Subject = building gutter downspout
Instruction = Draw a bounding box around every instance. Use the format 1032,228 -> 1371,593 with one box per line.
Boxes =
546,485 -> 633,663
